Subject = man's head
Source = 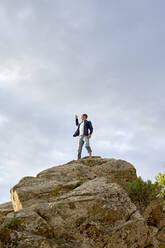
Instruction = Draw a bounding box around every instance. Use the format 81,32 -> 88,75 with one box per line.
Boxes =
81,113 -> 88,120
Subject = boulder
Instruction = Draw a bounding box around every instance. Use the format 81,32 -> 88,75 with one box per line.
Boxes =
4,209 -> 53,239
37,157 -> 136,187
0,156 -> 163,248
0,201 -> 13,210
143,199 -> 164,228
0,226 -> 58,248
157,227 -> 165,243
33,177 -> 150,247
0,201 -> 14,224
10,176 -> 81,211
10,157 -> 137,211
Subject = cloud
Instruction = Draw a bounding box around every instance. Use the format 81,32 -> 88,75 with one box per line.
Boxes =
0,0 -> 165,203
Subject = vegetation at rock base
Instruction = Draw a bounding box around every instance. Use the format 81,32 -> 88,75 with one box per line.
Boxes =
127,176 -> 158,209
53,237 -> 67,245
5,218 -> 21,230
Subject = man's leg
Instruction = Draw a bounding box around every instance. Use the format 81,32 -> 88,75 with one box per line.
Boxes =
88,151 -> 92,159
83,135 -> 92,159
77,135 -> 84,159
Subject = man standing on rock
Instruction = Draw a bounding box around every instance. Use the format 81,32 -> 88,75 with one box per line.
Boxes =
73,114 -> 93,160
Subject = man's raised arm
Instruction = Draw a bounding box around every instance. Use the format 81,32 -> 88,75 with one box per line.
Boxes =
75,114 -> 79,126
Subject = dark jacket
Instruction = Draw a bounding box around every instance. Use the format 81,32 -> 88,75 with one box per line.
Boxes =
73,118 -> 93,137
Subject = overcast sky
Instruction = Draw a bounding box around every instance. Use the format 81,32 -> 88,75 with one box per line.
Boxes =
0,0 -> 165,204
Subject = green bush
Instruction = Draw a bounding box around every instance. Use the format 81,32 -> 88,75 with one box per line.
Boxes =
127,176 -> 157,207
155,169 -> 165,199
5,218 -> 21,229
155,166 -> 165,211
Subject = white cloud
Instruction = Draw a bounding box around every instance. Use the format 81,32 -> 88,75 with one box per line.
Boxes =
0,0 -> 165,203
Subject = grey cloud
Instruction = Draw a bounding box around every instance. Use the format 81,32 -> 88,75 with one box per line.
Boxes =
0,0 -> 165,203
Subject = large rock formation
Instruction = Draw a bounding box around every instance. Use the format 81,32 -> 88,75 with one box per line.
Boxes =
10,157 -> 136,212
0,156 -> 164,248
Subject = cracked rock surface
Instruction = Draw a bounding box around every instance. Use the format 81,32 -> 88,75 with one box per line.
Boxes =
0,156 -> 164,248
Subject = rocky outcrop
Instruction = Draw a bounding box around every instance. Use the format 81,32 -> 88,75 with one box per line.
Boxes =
10,157 -> 136,212
0,201 -> 14,227
0,156 -> 164,248
0,202 -> 13,216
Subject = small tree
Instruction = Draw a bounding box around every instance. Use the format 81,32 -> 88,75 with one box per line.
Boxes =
155,165 -> 165,210
127,176 -> 158,210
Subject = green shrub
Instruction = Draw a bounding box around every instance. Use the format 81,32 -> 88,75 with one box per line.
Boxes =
155,170 -> 165,199
5,218 -> 21,229
155,167 -> 165,211
127,176 -> 157,207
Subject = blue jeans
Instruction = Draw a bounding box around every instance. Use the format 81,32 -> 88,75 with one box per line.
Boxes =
78,135 -> 92,159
